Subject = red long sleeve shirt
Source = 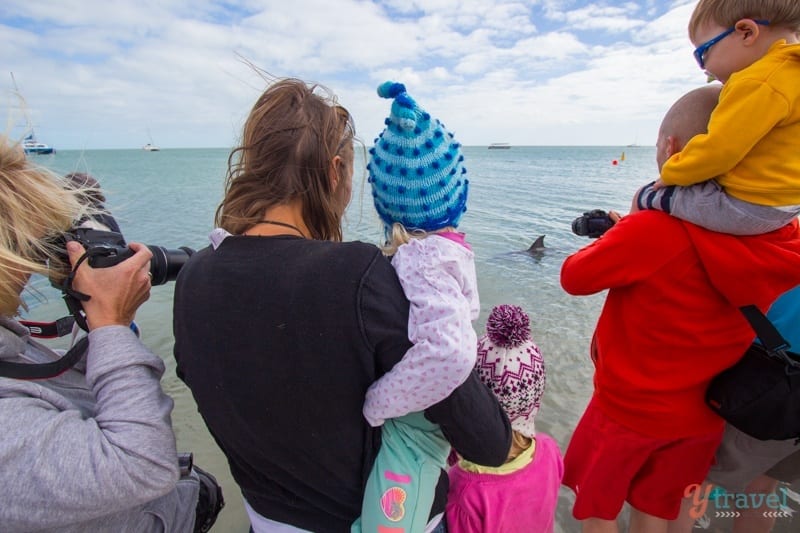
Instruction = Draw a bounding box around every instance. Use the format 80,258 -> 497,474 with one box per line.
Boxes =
561,211 -> 800,438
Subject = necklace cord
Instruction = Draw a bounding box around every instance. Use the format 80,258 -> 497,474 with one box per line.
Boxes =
257,219 -> 306,238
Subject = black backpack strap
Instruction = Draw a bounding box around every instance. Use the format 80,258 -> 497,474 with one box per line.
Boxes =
739,305 -> 791,352
0,336 -> 89,380
739,305 -> 800,371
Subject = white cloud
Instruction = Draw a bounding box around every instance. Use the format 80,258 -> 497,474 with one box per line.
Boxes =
1,0 -> 707,149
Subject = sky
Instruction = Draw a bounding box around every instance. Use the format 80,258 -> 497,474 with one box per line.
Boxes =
1,0 -> 709,150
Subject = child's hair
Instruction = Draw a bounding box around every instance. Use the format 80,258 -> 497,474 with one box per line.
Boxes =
367,81 -> 468,240
379,222 -> 456,257
216,78 -> 356,242
0,138 -> 90,316
63,172 -> 106,207
475,304 -> 546,439
689,0 -> 800,40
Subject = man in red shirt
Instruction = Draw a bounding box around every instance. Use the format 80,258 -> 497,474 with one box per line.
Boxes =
560,85 -> 800,533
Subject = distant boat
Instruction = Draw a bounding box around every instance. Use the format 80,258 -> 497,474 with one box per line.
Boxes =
11,72 -> 55,155
22,133 -> 55,155
488,143 -> 511,150
143,129 -> 160,151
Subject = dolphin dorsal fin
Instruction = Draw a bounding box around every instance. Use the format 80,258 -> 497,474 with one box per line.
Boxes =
528,235 -> 545,252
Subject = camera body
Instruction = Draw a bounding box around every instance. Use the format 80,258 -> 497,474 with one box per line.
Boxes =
48,227 -> 195,332
52,227 -> 195,286
572,209 -> 616,238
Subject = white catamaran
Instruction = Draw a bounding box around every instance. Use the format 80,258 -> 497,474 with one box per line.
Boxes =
11,73 -> 55,155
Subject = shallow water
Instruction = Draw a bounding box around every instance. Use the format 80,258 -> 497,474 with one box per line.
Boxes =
23,146 -> 799,532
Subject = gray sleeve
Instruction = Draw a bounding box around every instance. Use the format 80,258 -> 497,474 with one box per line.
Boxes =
0,326 -> 180,530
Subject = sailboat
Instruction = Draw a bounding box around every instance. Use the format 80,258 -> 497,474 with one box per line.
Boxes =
143,129 -> 160,151
11,73 -> 55,155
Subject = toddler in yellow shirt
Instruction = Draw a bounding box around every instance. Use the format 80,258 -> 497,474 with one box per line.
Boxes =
634,0 -> 800,235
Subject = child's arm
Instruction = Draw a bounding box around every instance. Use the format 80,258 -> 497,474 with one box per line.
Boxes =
363,240 -> 478,426
660,79 -> 790,187
446,494 -> 483,533
651,178 -> 666,190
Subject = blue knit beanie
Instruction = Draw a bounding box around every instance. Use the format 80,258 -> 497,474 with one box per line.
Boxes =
367,82 -> 468,233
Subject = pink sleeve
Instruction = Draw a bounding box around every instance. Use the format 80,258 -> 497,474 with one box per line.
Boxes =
446,501 -> 482,533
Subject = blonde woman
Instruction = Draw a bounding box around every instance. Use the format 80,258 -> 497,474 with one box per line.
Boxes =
0,138 -> 210,532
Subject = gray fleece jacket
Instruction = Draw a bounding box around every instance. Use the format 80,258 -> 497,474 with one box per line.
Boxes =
0,317 -> 186,532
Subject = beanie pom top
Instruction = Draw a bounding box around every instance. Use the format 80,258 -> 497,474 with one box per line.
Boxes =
485,304 -> 531,348
377,81 -> 406,99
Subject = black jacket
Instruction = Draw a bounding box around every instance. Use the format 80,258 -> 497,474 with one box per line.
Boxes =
173,235 -> 511,532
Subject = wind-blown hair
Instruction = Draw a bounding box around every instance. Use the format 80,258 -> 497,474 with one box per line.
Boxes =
216,78 -> 356,241
0,138 -> 89,316
689,0 -> 800,39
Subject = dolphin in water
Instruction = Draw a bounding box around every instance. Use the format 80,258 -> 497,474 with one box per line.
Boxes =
495,235 -> 547,261
525,235 -> 546,255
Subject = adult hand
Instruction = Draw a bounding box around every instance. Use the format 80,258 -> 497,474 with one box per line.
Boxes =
66,241 -> 153,330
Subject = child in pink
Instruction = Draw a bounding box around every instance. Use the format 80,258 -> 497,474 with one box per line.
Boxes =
447,305 -> 564,532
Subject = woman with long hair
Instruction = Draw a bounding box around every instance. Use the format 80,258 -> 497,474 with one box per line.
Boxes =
173,78 -> 511,532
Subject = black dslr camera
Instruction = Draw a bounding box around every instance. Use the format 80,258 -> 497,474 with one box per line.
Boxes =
52,227 -> 195,285
50,228 -> 195,331
571,209 -> 616,238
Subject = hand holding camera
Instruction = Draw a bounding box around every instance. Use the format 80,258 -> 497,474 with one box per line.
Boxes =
52,227 -> 195,332
65,240 -> 153,330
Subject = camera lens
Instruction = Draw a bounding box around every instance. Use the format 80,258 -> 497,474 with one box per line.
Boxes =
147,246 -> 195,285
572,216 -> 589,236
571,210 -> 615,239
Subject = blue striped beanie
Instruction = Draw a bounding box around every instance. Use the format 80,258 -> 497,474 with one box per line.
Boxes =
367,81 -> 468,233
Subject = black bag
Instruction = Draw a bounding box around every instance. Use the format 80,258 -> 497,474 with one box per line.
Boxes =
706,305 -> 800,441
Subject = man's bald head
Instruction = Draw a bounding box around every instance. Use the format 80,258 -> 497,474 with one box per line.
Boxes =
656,85 -> 722,170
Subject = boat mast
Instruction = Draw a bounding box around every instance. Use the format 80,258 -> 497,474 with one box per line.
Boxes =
10,72 -> 33,134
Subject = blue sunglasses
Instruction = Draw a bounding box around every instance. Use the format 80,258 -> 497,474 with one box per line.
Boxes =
693,19 -> 769,69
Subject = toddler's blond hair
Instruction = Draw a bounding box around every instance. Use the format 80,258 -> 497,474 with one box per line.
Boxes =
689,0 -> 800,40
380,222 -> 455,257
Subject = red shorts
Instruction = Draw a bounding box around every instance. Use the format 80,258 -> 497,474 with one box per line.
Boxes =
563,396 -> 723,520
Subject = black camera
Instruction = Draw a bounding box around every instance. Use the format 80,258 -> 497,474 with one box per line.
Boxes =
572,209 -> 616,238
52,227 -> 195,286
47,227 -> 195,332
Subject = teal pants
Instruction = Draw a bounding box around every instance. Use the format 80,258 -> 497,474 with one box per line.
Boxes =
352,412 -> 450,533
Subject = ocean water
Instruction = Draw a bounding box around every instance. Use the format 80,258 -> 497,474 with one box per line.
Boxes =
21,146 -> 799,532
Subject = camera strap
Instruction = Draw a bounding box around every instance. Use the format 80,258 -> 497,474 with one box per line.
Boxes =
0,335 -> 89,380
60,250 -> 94,332
18,316 -> 76,338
